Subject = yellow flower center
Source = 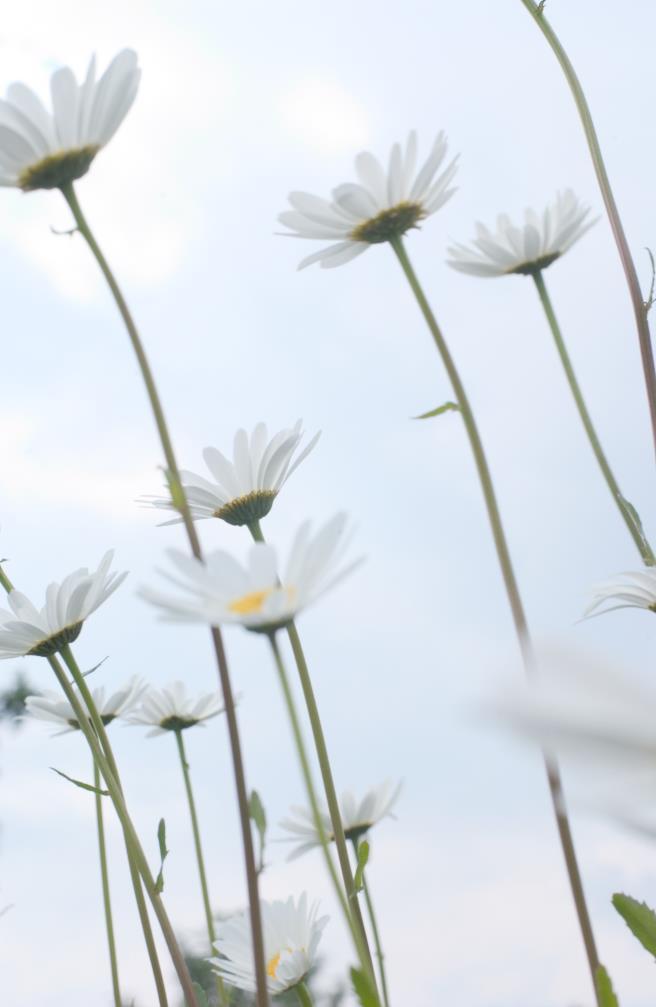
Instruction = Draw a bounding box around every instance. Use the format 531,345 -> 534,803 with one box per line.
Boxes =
228,588 -> 273,615
266,951 -> 281,978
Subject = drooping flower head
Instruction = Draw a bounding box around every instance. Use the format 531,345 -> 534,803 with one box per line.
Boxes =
0,50 -> 140,191
125,680 -> 225,737
279,130 -> 458,269
140,513 -> 361,634
584,569 -> 656,618
446,190 -> 594,277
280,780 -> 402,860
0,551 -> 127,659
25,676 -> 145,735
210,893 -> 328,995
142,420 -> 320,528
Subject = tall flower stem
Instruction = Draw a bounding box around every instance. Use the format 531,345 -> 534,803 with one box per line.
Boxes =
248,520 -> 375,983
533,270 -> 654,563
60,182 -> 269,1007
389,235 -> 600,1002
295,983 -> 314,1007
519,0 -> 656,465
174,729 -> 227,1007
267,633 -> 377,996
0,565 -> 169,1005
349,840 -> 390,1007
94,758 -> 122,1007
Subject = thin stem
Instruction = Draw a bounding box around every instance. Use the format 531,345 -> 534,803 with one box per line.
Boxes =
295,982 -> 314,1007
349,841 -> 390,1007
267,634 -> 376,993
519,0 -> 656,467
390,236 -> 600,1002
94,758 -> 122,1007
60,182 -> 269,1007
175,730 -> 228,1007
533,270 -> 654,563
249,521 -> 376,984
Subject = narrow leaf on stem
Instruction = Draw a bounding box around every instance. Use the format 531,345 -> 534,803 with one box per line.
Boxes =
51,766 -> 109,796
596,965 -> 620,1007
412,401 -> 459,419
612,893 -> 656,958
353,840 -> 370,895
155,818 -> 169,894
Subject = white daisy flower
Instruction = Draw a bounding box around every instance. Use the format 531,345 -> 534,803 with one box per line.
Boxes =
140,513 -> 360,634
142,420 -> 320,528
125,680 -> 225,737
210,893 -> 328,995
584,569 -> 656,618
279,130 -> 458,269
446,190 -> 595,277
0,50 -> 140,191
0,551 -> 127,659
280,780 -> 402,860
25,676 -> 145,735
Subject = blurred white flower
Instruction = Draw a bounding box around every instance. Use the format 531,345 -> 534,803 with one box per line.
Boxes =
447,190 -> 594,277
125,680 -> 224,737
280,780 -> 402,859
0,50 -> 140,191
140,514 -> 360,634
25,676 -> 145,735
142,420 -> 320,528
210,893 -> 328,995
0,551 -> 127,659
584,569 -> 656,618
279,130 -> 458,269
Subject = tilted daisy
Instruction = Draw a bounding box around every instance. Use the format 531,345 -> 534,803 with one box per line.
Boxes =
584,569 -> 656,618
280,780 -> 402,859
0,50 -> 140,192
25,677 -> 145,734
279,130 -> 458,269
447,190 -> 594,277
125,680 -> 225,737
140,513 -> 361,634
0,551 -> 127,659
142,420 -> 320,528
210,893 -> 328,995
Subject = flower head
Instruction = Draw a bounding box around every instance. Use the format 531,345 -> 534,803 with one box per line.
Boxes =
584,569 -> 656,618
279,130 -> 458,269
447,190 -> 594,277
125,680 -> 225,736
142,420 -> 320,528
210,893 -> 328,995
0,50 -> 140,191
280,780 -> 401,860
140,514 -> 360,634
0,551 -> 127,659
25,676 -> 145,735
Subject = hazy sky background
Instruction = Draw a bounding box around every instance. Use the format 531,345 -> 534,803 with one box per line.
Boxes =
2,2 -> 656,1005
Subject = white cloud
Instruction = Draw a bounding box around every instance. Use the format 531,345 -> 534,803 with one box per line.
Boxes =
278,78 -> 370,154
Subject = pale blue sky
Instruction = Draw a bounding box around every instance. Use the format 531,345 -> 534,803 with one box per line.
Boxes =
2,2 -> 656,1005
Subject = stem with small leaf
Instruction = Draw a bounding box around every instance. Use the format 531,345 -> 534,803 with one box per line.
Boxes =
350,839 -> 390,1007
94,758 -> 122,1007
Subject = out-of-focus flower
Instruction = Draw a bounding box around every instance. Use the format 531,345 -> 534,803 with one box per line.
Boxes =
280,780 -> 402,859
25,677 -> 145,734
142,421 -> 319,528
0,50 -> 140,191
210,893 -> 328,995
140,514 -> 360,634
447,191 -> 594,277
279,130 -> 458,269
125,680 -> 224,736
584,569 -> 656,618
0,551 -> 127,659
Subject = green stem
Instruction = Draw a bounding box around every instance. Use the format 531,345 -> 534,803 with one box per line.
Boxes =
295,982 -> 314,1007
533,270 -> 654,562
175,730 -> 228,1007
94,758 -> 122,1007
350,841 -> 390,1007
267,634 -> 376,995
248,520 -> 376,986
60,182 -> 269,1007
519,0 -> 656,467
389,236 -> 600,1002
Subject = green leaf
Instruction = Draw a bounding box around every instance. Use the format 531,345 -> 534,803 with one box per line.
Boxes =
618,495 -> 655,564
155,818 -> 169,894
413,401 -> 459,420
353,839 -> 370,894
249,789 -> 267,840
612,893 -> 656,958
190,983 -> 209,1007
596,965 -> 619,1007
350,967 -> 379,1007
51,767 -> 109,796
